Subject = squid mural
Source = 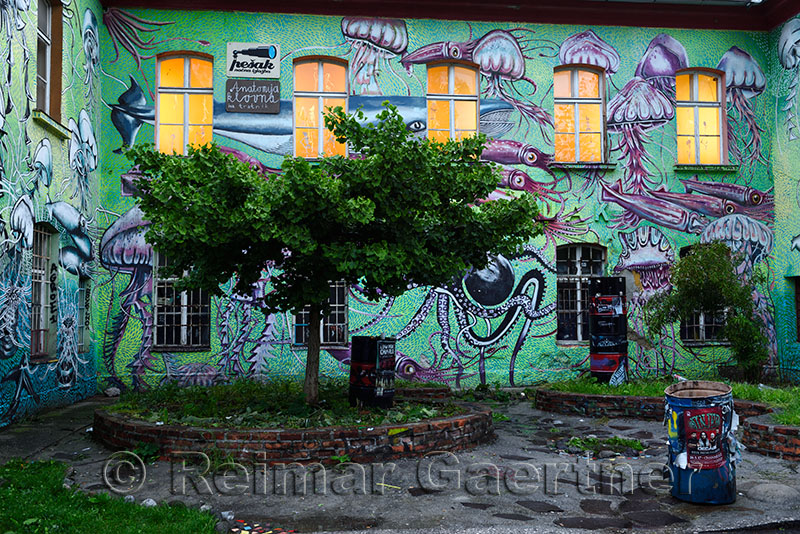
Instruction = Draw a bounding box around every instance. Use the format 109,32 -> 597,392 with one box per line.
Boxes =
0,4 -> 783,419
0,0 -> 102,426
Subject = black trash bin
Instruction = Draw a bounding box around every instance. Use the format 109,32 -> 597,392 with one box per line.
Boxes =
349,335 -> 396,408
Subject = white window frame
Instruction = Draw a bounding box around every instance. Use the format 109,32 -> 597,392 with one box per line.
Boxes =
153,253 -> 211,350
556,244 -> 606,342
554,66 -> 606,163
426,63 -> 479,139
156,54 -> 214,156
292,58 -> 348,158
676,69 -> 726,165
36,0 -> 52,114
294,281 -> 349,347
31,225 -> 55,360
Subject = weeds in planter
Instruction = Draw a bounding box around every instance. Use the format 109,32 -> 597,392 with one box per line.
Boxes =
131,441 -> 160,463
109,379 -> 463,429
492,412 -> 511,422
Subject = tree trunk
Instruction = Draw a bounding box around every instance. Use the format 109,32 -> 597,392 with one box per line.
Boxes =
304,305 -> 321,405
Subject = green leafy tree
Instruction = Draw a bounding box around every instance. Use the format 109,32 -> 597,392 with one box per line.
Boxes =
126,104 -> 541,404
643,242 -> 767,381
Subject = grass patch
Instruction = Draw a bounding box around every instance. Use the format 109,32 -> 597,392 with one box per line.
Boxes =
542,377 -> 800,426
568,436 -> 645,454
109,379 -> 464,429
0,459 -> 216,533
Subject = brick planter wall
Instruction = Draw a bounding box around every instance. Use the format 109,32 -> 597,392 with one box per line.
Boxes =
93,403 -> 492,465
742,414 -> 800,462
533,389 -> 772,422
395,387 -> 450,400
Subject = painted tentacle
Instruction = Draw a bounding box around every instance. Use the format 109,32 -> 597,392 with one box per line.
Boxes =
396,290 -> 437,340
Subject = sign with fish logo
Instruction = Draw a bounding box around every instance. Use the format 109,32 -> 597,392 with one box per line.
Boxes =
226,42 -> 280,79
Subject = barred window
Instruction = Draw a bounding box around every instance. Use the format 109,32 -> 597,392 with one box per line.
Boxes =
679,246 -> 726,343
557,244 -> 606,341
77,279 -> 90,353
154,254 -> 211,350
31,225 -> 56,360
294,281 -> 348,346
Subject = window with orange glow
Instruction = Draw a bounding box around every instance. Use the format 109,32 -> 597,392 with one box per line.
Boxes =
554,67 -> 604,163
426,64 -> 479,142
293,59 -> 347,158
676,71 -> 724,165
157,55 -> 213,155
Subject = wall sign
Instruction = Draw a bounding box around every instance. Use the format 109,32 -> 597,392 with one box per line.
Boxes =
226,42 -> 280,79
225,79 -> 280,113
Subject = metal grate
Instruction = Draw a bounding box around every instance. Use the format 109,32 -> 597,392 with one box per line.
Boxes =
556,244 -> 605,341
294,281 -> 348,346
154,254 -> 211,349
31,226 -> 51,359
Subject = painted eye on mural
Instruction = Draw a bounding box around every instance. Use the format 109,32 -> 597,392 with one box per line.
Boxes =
449,44 -> 462,59
401,362 -> 416,376
525,151 -> 537,164
750,192 -> 762,205
724,202 -> 736,214
407,120 -> 425,132
512,173 -> 526,189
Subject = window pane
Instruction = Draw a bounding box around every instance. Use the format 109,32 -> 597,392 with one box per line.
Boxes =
323,129 -> 346,156
428,99 -> 450,130
555,103 -> 575,133
677,135 -> 696,164
159,124 -> 184,154
579,133 -> 602,162
554,70 -> 571,98
159,93 -> 184,124
188,94 -> 212,124
698,136 -> 720,164
323,61 -> 346,93
294,61 -> 319,92
323,97 -> 345,116
698,107 -> 719,136
578,70 -> 599,98
38,0 -> 50,35
676,73 -> 691,102
578,103 -> 601,132
188,125 -> 212,147
697,74 -> 718,102
454,100 -> 477,131
455,130 -> 476,140
428,66 -> 449,94
428,129 -> 450,143
160,58 -> 185,88
189,58 -> 212,88
295,128 -> 318,157
676,106 -> 695,136
555,133 -> 575,162
295,97 -> 318,128
453,66 -> 477,95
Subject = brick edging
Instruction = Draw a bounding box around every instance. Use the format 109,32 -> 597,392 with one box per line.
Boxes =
742,414 -> 800,462
532,388 -> 772,422
92,403 -> 493,465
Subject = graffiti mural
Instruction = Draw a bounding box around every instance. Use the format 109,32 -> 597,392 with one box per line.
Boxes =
3,3 -> 799,424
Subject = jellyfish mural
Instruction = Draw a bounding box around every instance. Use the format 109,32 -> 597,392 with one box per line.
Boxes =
559,30 -> 620,77
99,206 -> 154,389
339,17 -> 409,95
607,78 -> 674,194
47,200 -> 94,276
9,194 -> 34,249
634,33 -> 689,101
401,29 -> 554,142
67,109 -> 98,210
0,252 -> 34,422
779,18 -> 800,139
31,139 -> 52,191
102,8 -> 210,99
82,9 -> 100,99
717,47 -> 766,167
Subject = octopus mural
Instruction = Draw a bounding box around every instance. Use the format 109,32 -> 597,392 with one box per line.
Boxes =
3,4 -> 797,425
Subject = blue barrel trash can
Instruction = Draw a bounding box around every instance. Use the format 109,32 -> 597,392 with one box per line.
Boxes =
665,381 -> 739,504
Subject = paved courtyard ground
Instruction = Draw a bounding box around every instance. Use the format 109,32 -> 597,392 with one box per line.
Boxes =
1,395 -> 799,533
